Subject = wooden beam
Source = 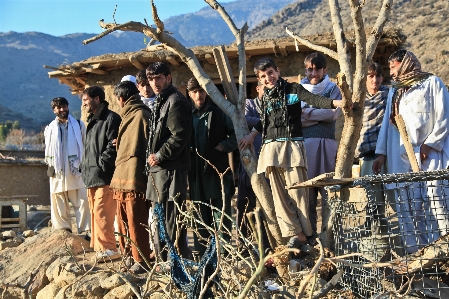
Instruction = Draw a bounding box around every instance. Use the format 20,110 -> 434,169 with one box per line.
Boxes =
129,54 -> 144,70
205,53 -> 215,65
166,55 -> 180,67
84,67 -> 106,75
212,45 -> 238,105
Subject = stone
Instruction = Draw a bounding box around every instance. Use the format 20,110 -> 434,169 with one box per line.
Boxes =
46,256 -> 71,282
28,267 -> 50,298
2,230 -> 16,239
0,241 -> 20,250
36,283 -> 59,299
53,265 -> 78,285
104,284 -> 133,299
100,273 -> 126,290
23,230 -> 35,238
72,273 -> 108,298
12,236 -> 23,243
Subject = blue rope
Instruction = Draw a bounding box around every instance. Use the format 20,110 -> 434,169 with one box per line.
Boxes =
154,202 -> 218,298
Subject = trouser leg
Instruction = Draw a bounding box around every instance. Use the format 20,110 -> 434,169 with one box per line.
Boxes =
87,186 -> 117,251
267,166 -> 304,238
50,191 -> 72,231
285,166 -> 313,237
67,187 -> 91,233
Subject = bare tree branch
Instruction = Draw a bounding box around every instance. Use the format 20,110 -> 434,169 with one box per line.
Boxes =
328,0 -> 353,90
285,27 -> 338,61
366,0 -> 393,61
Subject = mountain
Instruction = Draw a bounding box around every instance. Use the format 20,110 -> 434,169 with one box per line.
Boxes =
0,31 -> 148,128
163,0 -> 296,47
246,0 -> 449,83
0,0 -> 296,129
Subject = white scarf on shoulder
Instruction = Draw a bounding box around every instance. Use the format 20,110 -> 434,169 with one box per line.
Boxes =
44,115 -> 83,177
300,74 -> 334,108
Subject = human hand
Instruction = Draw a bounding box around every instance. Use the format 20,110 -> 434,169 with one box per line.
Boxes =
147,153 -> 160,166
112,139 -> 117,147
372,154 -> 386,175
215,144 -> 224,152
238,131 -> 257,151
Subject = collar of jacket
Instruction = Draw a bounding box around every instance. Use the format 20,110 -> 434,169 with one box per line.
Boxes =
120,93 -> 151,117
89,102 -> 109,121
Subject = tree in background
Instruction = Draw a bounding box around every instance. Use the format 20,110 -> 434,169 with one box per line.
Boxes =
0,120 -> 20,143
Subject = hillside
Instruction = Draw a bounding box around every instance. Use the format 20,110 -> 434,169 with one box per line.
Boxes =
163,0 -> 295,47
0,31 -> 147,128
247,0 -> 449,83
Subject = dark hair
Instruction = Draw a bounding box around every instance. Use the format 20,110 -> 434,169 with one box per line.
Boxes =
82,86 -> 106,103
388,49 -> 407,63
304,52 -> 327,69
114,81 -> 140,100
186,77 -> 203,91
254,57 -> 278,76
367,62 -> 384,77
51,97 -> 69,109
146,62 -> 171,78
135,69 -> 147,84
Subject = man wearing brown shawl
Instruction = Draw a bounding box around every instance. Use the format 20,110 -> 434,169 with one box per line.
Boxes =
373,50 -> 449,253
110,81 -> 153,273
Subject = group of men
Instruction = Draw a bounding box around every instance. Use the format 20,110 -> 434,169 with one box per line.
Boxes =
44,48 -> 449,275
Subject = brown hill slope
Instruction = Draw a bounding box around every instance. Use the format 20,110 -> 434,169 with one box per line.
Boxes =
247,0 -> 449,83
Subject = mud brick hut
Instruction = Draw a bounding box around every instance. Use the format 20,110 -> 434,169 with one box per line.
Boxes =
47,29 -> 404,129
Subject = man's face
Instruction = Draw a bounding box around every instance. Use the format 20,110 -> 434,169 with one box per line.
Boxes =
305,63 -> 327,85
389,59 -> 402,78
81,94 -> 100,114
257,67 -> 280,89
189,88 -> 207,110
366,72 -> 383,94
137,80 -> 155,98
53,104 -> 69,121
148,74 -> 172,95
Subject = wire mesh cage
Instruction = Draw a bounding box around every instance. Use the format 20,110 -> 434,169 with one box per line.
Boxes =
328,169 -> 449,298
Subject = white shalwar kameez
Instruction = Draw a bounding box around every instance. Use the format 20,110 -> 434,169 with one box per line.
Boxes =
45,117 -> 90,233
376,75 -> 449,253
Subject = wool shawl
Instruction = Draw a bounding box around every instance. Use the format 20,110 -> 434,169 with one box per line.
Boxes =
110,94 -> 152,194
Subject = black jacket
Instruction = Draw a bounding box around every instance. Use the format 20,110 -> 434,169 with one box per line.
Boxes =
81,102 -> 121,188
147,85 -> 192,172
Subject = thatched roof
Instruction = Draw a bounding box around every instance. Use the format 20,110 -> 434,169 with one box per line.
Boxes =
47,28 -> 404,94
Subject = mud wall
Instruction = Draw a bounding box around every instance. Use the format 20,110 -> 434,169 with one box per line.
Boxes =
0,159 -> 50,206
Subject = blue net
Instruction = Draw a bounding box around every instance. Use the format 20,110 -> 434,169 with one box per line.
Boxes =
154,202 -> 218,299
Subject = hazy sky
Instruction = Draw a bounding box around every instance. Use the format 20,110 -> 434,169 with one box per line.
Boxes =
0,0 -> 234,36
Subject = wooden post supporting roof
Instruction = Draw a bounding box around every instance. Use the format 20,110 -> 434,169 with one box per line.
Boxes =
212,45 -> 238,105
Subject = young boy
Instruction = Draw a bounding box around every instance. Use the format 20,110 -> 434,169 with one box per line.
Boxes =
239,57 -> 342,248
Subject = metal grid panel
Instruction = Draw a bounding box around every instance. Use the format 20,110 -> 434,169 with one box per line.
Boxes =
330,170 -> 449,298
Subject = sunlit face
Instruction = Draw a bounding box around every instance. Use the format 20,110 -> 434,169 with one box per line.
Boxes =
148,74 -> 172,95
137,80 -> 155,98
189,88 -> 207,110
389,60 -> 402,78
305,63 -> 327,85
81,94 -> 100,114
53,104 -> 69,121
257,67 -> 280,89
366,72 -> 383,94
